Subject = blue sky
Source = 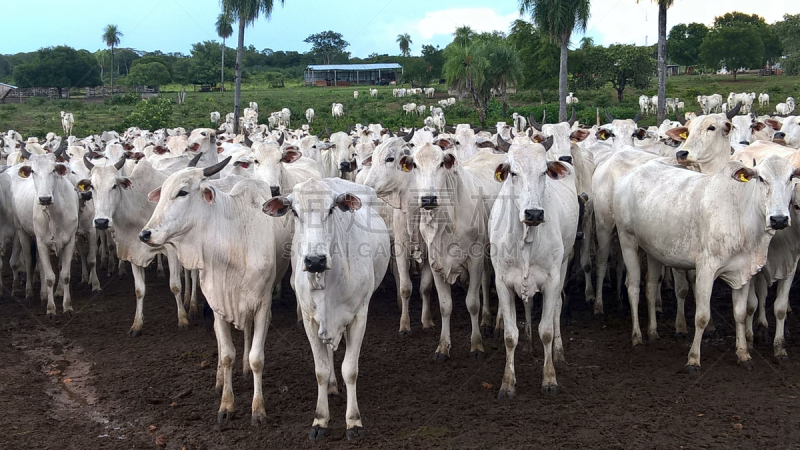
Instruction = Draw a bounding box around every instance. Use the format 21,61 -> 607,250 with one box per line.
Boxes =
2,0 -> 799,57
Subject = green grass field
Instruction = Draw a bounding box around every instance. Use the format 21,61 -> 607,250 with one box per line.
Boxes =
2,73 -> 799,139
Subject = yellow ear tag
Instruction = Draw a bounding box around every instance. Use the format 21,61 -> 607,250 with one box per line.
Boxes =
78,184 -> 86,191
680,132 -> 688,140
495,171 -> 504,182
738,173 -> 749,182
402,164 -> 411,173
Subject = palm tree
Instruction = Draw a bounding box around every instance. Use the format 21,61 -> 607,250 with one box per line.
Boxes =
220,0 -> 285,134
102,25 -> 122,94
216,13 -> 234,94
453,25 -> 476,47
639,0 -> 674,124
397,33 -> 412,57
519,0 -> 590,121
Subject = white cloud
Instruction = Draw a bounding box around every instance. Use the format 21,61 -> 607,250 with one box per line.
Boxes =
415,8 -> 520,40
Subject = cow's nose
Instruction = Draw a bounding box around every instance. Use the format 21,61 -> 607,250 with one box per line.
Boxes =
770,215 -> 790,230
339,161 -> 353,172
94,218 -> 110,229
38,196 -> 52,205
304,255 -> 327,273
139,229 -> 152,243
524,208 -> 545,225
420,195 -> 438,209
676,150 -> 689,161
270,186 -> 280,197
739,141 -> 750,145
774,132 -> 786,140
558,156 -> 573,165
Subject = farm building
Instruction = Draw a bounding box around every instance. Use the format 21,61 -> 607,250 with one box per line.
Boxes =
304,63 -> 403,87
0,82 -> 17,103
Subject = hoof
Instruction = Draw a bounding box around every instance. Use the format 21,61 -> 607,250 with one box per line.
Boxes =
47,313 -> 56,321
469,351 -> 486,361
737,359 -> 754,371
683,364 -> 700,375
308,425 -> 328,440
346,426 -> 366,441
674,332 -> 687,340
541,385 -> 560,396
434,352 -> 449,364
251,414 -> 267,426
497,389 -> 515,400
178,323 -> 189,331
217,410 -> 235,423
63,309 -> 74,318
398,329 -> 411,339
774,354 -> 789,364
127,328 -> 142,338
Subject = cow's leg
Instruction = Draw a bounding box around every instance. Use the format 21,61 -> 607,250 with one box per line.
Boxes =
465,259 -> 485,358
754,273 -> 769,340
480,260 -> 494,335
98,230 -> 109,271
190,269 -> 199,319
166,251 -> 189,329
77,235 -> 89,284
672,269 -> 689,337
554,258 -> 570,364
214,314 -> 236,422
540,278 -> 561,395
396,243 -> 413,336
617,232 -> 643,346
686,270 -> 714,372
593,216 -> 613,315
497,282 -> 518,399
342,311 -> 367,440
182,268 -> 191,309
58,239 -> 76,316
773,262 -> 796,360
118,259 -> 127,278
432,272 -> 453,362
128,264 -> 146,337
645,255 -> 662,341
522,295 -> 533,353
86,228 -> 100,291
732,282 -> 753,368
242,318 -> 253,375
156,254 -> 165,278
581,210 -> 596,304
17,233 -> 34,300
303,317 -> 331,439
420,259 -> 434,330
248,306 -> 270,425
35,239 -> 57,317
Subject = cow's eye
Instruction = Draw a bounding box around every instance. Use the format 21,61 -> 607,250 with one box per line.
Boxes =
707,126 -> 716,131
758,176 -> 765,183
111,184 -> 117,190
176,190 -> 188,197
510,172 -> 518,178
386,157 -> 395,163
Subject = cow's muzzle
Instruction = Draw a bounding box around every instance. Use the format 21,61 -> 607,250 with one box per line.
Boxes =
770,215 -> 790,230
94,218 -> 110,230
421,195 -> 438,209
339,161 -> 355,173
523,208 -> 545,226
139,229 -> 152,243
304,254 -> 327,273
558,156 -> 573,165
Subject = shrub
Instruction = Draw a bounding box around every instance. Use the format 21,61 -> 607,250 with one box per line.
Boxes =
26,97 -> 46,106
121,98 -> 173,130
105,92 -> 141,106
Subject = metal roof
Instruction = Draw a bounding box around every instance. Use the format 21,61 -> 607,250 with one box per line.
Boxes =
0,82 -> 17,89
307,63 -> 402,71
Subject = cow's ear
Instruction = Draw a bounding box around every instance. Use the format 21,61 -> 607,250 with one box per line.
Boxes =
202,186 -> 216,204
752,122 -> 766,131
335,193 -> 362,212
77,179 -> 92,192
55,164 -> 68,176
633,128 -> 648,140
217,145 -> 225,154
595,129 -> 614,141
361,155 -> 372,167
765,119 -> 782,131
119,178 -> 133,190
262,197 -> 290,217
18,166 -> 31,178
442,153 -> 456,169
281,147 -> 302,163
546,161 -> 570,180
154,146 -> 169,155
436,139 -> 454,150
532,133 -> 546,143
733,167 -> 755,183
494,163 -> 510,182
570,129 -> 590,142
398,155 -> 415,172
665,127 -> 689,142
148,187 -> 162,203
723,121 -> 733,136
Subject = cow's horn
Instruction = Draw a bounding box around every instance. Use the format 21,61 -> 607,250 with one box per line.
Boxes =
541,135 -> 554,151
529,113 -> 543,131
114,156 -> 126,171
83,153 -> 94,170
187,152 -> 202,168
567,108 -> 577,127
726,102 -> 743,120
202,156 -> 231,177
605,109 -> 615,123
277,132 -> 284,146
19,141 -> 31,160
403,127 -> 415,143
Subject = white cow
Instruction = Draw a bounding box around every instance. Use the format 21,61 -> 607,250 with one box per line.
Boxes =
776,97 -> 796,116
511,112 -> 527,132
402,103 -> 417,115
60,111 -> 74,136
280,108 -> 291,128
332,103 -> 344,118
210,111 -> 221,124
566,92 -> 579,105
370,88 -> 378,98
639,95 -> 651,116
353,90 -> 359,99
249,102 -> 258,113
305,108 -> 315,124
699,94 -> 724,114
759,93 -> 770,107
141,161 -> 292,426
263,178 -> 390,440
416,105 -> 426,116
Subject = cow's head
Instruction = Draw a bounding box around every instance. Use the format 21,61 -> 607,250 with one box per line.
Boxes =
670,109 -> 740,173
17,149 -> 71,207
362,138 -> 414,209
85,155 -> 129,229
398,142 -> 456,210
729,115 -> 765,146
324,132 -> 358,175
186,128 -> 216,153
252,142 -> 302,197
778,116 -> 800,149
728,156 -> 800,231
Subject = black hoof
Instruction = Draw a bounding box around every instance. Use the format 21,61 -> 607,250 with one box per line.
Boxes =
47,313 -> 56,321
63,310 -> 74,318
469,351 -> 486,361
674,332 -> 687,340
251,414 -> 267,426
541,385 -> 560,396
178,324 -> 189,331
217,410 -> 235,422
683,364 -> 700,375
308,425 -> 328,440
346,426 -> 366,441
127,328 -> 142,338
421,326 -> 436,333
737,359 -> 754,371
497,389 -> 515,400
434,352 -> 449,363
774,354 -> 789,364
398,329 -> 411,339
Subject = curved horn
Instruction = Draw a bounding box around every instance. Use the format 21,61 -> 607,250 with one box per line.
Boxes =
444,125 -> 456,134
605,109 -> 615,123
496,134 -> 511,153
243,134 -> 253,148
567,108 -> 577,127
19,141 -> 31,160
473,126 -> 482,133
202,156 -> 231,178
541,135 -> 555,152
187,151 -> 202,167
277,132 -> 285,146
388,127 -> 395,137
325,126 -> 331,138
54,143 -> 68,161
346,125 -> 353,135
633,110 -> 643,124
83,153 -> 94,171
676,110 -> 687,126
403,127 -> 415,143
726,102 -> 743,120
528,113 -> 543,132
114,156 -> 126,171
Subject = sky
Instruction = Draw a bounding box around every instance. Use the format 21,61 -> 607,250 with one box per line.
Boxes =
2,0 -> 800,58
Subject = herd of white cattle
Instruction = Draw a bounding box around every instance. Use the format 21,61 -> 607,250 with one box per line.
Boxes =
3,94 -> 800,439
639,92 -> 796,118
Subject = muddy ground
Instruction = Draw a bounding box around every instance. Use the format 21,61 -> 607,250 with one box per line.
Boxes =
1,262 -> 800,450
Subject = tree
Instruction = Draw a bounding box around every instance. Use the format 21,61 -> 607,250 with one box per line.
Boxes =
667,23 -> 708,69
700,25 -> 763,80
304,31 -> 350,65
220,0 -> 285,135
509,19 -> 559,103
637,0 -> 673,124
421,44 -> 445,81
397,33 -> 412,57
189,41 -> 235,85
453,26 -> 476,47
13,46 -> 101,98
519,0 -> 591,121
102,24 -> 122,93
216,12 -> 234,94
126,62 -> 172,88
774,14 -> 800,75
713,12 -> 781,68
403,58 -> 429,87
572,44 -> 656,102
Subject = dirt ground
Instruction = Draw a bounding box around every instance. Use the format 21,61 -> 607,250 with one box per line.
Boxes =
2,261 -> 800,450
